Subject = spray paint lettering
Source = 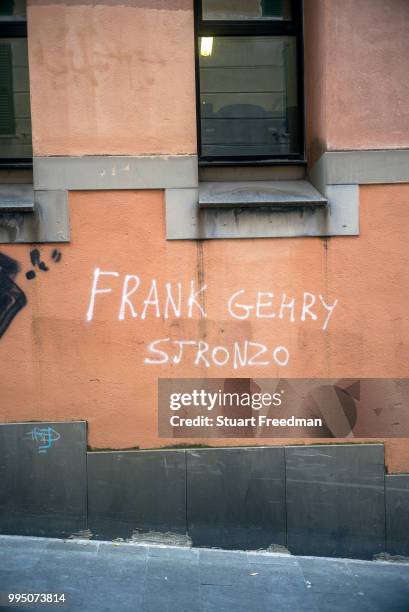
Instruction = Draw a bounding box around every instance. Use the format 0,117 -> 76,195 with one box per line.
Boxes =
85,269 -> 339,369
26,426 -> 61,454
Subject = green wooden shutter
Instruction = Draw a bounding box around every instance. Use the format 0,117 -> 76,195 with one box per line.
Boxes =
262,0 -> 283,18
0,1 -> 14,16
0,43 -> 15,135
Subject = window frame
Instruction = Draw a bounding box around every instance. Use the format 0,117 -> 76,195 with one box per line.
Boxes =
0,16 -> 31,169
195,0 -> 305,165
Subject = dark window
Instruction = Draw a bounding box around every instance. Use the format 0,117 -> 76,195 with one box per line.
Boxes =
0,0 -> 32,168
196,0 -> 303,162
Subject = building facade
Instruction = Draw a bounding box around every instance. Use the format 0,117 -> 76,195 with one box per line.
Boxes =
0,0 -> 408,557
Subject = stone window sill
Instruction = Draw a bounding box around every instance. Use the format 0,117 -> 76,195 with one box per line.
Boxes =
198,180 -> 327,209
165,178 -> 358,240
0,184 -> 69,243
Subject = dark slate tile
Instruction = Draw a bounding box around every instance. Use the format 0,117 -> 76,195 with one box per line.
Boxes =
298,557 -> 356,594
31,544 -> 101,581
146,555 -> 199,584
87,450 -> 186,540
259,593 -> 319,612
386,474 -> 409,557
200,584 -> 317,612
0,575 -> 53,610
362,594 -> 409,612
86,554 -> 147,583
200,583 -> 265,612
187,447 -> 286,550
148,544 -> 198,561
72,574 -> 146,612
0,547 -> 43,572
312,592 -> 374,612
45,539 -> 98,555
0,535 -> 49,552
98,541 -> 148,559
247,551 -> 299,565
199,549 -> 250,587
348,561 -> 409,612
199,548 -> 249,565
143,579 -> 200,612
240,561 -> 308,595
285,444 -> 386,559
0,421 -> 87,538
198,548 -> 295,592
348,560 -> 409,593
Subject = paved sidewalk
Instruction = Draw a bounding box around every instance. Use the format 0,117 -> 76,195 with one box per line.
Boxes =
0,536 -> 408,611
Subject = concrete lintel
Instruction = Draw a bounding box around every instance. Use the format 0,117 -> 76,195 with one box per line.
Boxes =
309,149 -> 409,187
166,183 -> 358,240
0,190 -> 70,243
34,155 -> 199,191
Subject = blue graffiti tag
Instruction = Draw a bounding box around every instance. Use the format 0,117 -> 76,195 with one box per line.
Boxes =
26,426 -> 61,454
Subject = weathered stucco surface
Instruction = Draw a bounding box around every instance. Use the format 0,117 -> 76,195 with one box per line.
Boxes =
304,0 -> 409,156
28,0 -> 409,160
27,0 -> 197,155
303,0 -> 328,164
4,1 -> 407,474
0,184 -> 408,472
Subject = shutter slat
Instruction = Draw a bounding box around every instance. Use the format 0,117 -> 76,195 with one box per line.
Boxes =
0,0 -> 15,16
262,0 -> 283,18
0,43 -> 15,135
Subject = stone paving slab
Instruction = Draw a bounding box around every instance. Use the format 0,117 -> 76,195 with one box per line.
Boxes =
0,536 -> 408,611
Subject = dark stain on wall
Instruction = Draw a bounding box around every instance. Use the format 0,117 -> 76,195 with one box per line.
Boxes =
0,252 -> 27,339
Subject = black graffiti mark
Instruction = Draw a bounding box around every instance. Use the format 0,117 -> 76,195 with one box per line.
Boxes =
0,248 -> 64,338
28,248 -> 49,275
0,253 -> 27,339
26,248 -> 62,280
51,249 -> 62,263
0,252 -> 19,278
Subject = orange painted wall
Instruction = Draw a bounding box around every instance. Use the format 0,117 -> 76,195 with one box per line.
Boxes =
304,0 -> 409,155
4,1 -> 408,477
27,0 -> 409,158
303,0 -> 328,164
27,0 -> 197,156
0,184 -> 408,472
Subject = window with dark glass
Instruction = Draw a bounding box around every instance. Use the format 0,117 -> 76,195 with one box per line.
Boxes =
196,0 -> 303,161
0,0 -> 32,167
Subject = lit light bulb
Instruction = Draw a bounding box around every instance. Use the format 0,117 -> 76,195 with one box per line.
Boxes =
200,37 -> 214,57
